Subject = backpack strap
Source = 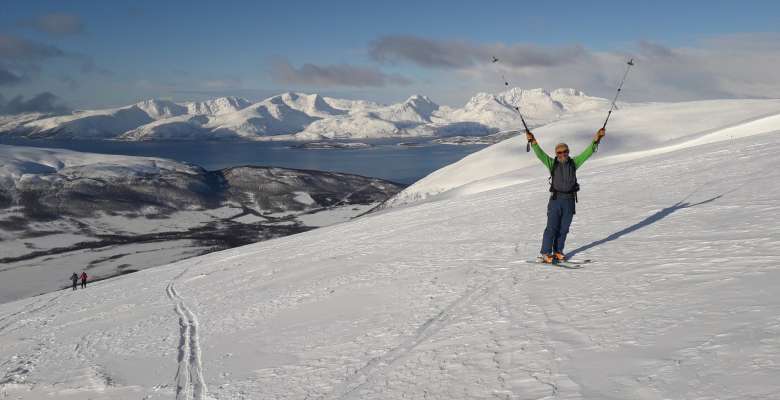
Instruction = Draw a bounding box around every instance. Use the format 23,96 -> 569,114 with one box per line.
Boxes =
548,160 -> 556,199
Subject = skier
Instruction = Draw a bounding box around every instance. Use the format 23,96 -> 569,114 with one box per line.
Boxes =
80,271 -> 88,289
70,272 -> 78,291
526,128 -> 606,263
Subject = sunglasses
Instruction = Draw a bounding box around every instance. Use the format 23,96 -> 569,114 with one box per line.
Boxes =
556,150 -> 569,154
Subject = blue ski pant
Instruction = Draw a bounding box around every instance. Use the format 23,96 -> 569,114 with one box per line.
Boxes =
541,197 -> 575,254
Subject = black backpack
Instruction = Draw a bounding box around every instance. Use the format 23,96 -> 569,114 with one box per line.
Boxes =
549,158 -> 579,202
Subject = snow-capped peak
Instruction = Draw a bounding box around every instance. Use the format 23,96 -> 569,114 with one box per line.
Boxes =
455,87 -> 608,130
551,88 -> 586,97
401,95 -> 439,119
405,94 -> 434,104
184,96 -> 252,116
268,92 -> 345,117
134,99 -> 188,120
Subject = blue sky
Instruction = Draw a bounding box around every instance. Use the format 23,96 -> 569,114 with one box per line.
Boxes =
2,0 -> 780,110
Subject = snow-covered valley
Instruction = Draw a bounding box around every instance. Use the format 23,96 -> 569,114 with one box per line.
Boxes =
0,89 -> 608,142
0,147 -> 402,303
0,98 -> 779,399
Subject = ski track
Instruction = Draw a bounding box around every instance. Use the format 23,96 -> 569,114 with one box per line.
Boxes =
1,130 -> 780,399
166,269 -> 208,400
0,293 -> 62,334
329,270 -> 496,400
323,255 -> 591,400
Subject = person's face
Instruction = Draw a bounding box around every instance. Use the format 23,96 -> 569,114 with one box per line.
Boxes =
556,148 -> 570,162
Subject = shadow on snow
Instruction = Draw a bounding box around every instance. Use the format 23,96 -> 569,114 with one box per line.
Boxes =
566,193 -> 724,259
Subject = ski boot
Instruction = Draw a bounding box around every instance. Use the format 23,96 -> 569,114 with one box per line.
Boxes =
553,252 -> 566,262
539,253 -> 554,264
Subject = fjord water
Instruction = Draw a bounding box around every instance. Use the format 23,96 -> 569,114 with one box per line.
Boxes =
0,138 -> 488,184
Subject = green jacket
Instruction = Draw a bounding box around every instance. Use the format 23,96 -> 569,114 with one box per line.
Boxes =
531,141 -> 597,172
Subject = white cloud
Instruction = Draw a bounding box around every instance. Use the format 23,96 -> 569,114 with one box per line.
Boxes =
401,34 -> 780,104
370,35 -> 585,69
270,58 -> 411,88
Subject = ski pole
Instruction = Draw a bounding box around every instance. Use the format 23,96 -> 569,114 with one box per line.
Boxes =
492,56 -> 532,152
518,109 -> 531,153
598,58 -> 635,150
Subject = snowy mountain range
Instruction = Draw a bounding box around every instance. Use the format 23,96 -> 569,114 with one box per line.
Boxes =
0,145 -> 403,302
1,97 -> 779,399
0,89 -> 610,141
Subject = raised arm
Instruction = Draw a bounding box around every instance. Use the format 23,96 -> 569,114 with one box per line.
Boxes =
572,128 -> 605,169
526,132 -> 554,172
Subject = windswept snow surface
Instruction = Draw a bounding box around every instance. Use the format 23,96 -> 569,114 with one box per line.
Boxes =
1,106 -> 780,398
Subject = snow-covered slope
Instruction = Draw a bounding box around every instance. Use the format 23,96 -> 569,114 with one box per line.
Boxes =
134,99 -> 188,120
1,115 -> 779,398
294,95 -> 446,140
118,96 -> 254,141
21,105 -> 155,139
0,113 -> 50,132
6,98 -> 247,140
385,98 -> 780,207
119,115 -> 213,141
1,89 -> 608,141
321,96 -> 383,111
200,93 -> 342,139
13,99 -> 192,139
0,144 -> 199,182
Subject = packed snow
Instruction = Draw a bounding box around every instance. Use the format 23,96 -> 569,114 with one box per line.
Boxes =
0,99 -> 779,399
1,89 -> 611,142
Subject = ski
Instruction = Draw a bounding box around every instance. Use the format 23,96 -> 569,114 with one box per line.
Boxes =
551,261 -> 586,269
525,260 -> 582,269
524,258 -> 592,269
558,259 -> 592,265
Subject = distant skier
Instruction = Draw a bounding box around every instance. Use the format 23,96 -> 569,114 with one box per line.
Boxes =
70,272 -> 78,290
526,128 -> 606,263
80,271 -> 88,289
